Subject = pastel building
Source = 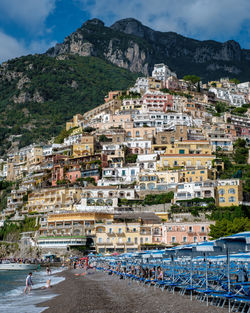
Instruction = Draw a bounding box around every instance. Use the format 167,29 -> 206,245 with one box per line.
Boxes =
162,222 -> 212,245
215,179 -> 243,207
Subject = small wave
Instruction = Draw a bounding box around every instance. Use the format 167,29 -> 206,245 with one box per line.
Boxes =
0,268 -> 65,313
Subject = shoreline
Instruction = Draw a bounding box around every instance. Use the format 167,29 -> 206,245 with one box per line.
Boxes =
36,268 -> 227,313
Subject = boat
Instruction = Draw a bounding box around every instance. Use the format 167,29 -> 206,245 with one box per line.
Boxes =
0,262 -> 38,270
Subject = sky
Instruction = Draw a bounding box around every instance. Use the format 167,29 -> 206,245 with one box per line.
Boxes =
0,0 -> 250,63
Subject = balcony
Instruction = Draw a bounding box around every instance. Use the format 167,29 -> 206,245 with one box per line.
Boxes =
116,232 -> 125,237
140,231 -> 151,235
187,232 -> 197,236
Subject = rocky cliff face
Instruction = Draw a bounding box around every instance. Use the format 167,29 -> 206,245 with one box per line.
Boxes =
47,18 -> 250,81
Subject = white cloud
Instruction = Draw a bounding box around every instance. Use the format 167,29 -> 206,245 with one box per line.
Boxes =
0,0 -> 56,31
78,0 -> 250,43
0,30 -> 56,63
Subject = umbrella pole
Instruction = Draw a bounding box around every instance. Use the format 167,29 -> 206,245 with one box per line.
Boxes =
227,247 -> 231,313
190,253 -> 193,301
205,252 -> 208,306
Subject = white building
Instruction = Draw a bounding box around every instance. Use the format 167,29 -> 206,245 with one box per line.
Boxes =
64,134 -> 82,146
133,112 -> 193,130
42,144 -> 62,156
99,165 -> 140,186
209,87 -> 246,107
130,77 -> 149,94
75,186 -> 136,212
152,64 -> 177,83
174,181 -> 215,202
124,139 -> 152,154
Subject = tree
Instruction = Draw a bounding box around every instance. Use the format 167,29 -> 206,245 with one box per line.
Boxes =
99,134 -> 110,142
209,217 -> 250,239
229,78 -> 240,85
233,139 -> 248,164
125,153 -> 137,163
183,75 -> 200,85
215,101 -> 228,114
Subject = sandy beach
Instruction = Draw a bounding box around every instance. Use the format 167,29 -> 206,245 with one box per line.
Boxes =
37,269 -> 227,313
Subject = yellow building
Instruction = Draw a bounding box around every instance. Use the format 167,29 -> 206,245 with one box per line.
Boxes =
27,147 -> 44,166
72,135 -> 95,157
215,179 -> 243,207
148,77 -> 162,90
66,114 -> 84,131
157,154 -> 215,170
26,186 -> 82,214
39,212 -> 113,237
95,213 -> 162,253
178,167 -> 209,183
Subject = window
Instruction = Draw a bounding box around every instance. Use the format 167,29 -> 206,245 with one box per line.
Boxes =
127,237 -> 131,243
219,189 -> 225,195
118,228 -> 122,234
171,237 -> 176,243
98,238 -> 102,243
131,169 -> 135,176
109,228 -> 112,233
201,226 -> 205,232
135,237 -> 138,244
229,196 -> 236,203
194,237 -> 197,243
179,149 -> 185,154
183,237 -> 187,243
136,131 -> 139,137
189,226 -> 193,232
145,237 -> 148,242
203,236 -> 207,241
219,197 -> 225,203
228,188 -> 236,194
122,170 -> 126,176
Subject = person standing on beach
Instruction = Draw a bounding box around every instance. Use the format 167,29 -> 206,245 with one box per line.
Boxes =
24,272 -> 33,294
46,266 -> 51,275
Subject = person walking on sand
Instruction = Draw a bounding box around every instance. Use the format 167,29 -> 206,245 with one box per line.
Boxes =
24,272 -> 33,294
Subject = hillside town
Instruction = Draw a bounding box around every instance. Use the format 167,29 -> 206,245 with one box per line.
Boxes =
0,63 -> 249,257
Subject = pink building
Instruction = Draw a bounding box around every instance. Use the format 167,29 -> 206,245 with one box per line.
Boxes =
65,169 -> 81,184
162,222 -> 213,245
142,92 -> 174,112
165,76 -> 180,90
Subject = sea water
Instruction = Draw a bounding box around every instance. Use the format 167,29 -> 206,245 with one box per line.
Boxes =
0,267 -> 65,313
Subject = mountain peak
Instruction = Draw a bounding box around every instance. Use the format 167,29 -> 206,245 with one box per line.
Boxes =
111,18 -> 147,37
82,18 -> 105,27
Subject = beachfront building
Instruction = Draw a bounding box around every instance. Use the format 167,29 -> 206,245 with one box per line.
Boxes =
162,222 -> 212,245
95,213 -> 162,253
38,212 -> 113,252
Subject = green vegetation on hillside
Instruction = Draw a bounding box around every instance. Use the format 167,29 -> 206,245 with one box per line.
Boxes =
0,55 -> 138,155
0,216 -> 39,241
209,217 -> 250,239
